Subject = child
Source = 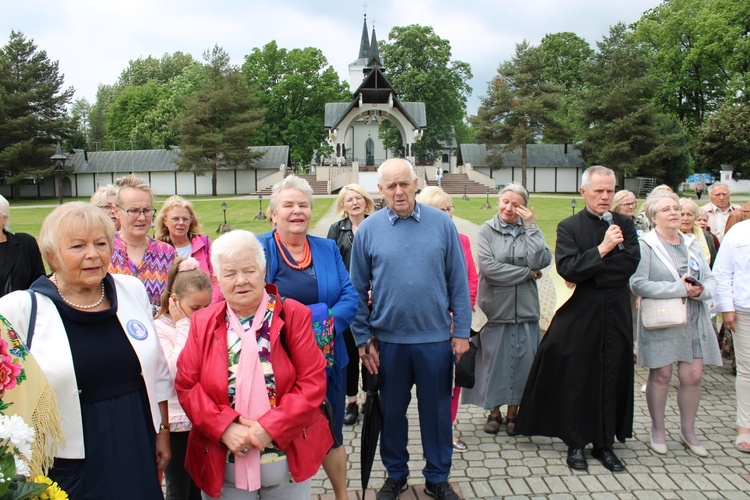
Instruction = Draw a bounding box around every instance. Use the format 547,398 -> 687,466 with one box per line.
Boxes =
155,257 -> 213,500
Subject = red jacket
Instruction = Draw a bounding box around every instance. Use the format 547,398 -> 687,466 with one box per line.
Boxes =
176,284 -> 331,497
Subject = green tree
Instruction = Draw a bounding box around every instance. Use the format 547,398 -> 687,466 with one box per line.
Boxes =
106,81 -> 162,148
173,45 -> 264,196
472,41 -> 565,187
0,31 -> 73,198
694,103 -> 750,178
578,23 -> 691,186
242,41 -> 350,166
378,25 -> 472,158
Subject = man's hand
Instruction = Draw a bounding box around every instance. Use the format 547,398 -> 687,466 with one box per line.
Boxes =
723,311 -> 737,332
359,338 -> 380,375
452,337 -> 470,362
155,429 -> 171,471
598,224 -> 623,257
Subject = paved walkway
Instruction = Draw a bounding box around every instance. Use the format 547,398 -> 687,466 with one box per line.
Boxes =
308,206 -> 750,499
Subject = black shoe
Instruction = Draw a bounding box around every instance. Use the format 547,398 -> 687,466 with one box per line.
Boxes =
591,447 -> 625,472
566,447 -> 588,470
424,481 -> 459,500
343,402 -> 358,425
376,477 -> 407,500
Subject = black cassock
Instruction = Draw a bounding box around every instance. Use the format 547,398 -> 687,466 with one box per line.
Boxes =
515,209 -> 640,448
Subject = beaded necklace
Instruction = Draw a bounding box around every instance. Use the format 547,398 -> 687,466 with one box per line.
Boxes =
273,231 -> 312,270
51,274 -> 106,310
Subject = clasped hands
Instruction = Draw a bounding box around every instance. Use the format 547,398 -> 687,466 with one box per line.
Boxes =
220,417 -> 272,457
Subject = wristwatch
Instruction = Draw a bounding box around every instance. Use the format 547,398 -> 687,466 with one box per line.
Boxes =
158,423 -> 170,432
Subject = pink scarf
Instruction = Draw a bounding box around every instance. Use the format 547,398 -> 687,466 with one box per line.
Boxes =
226,291 -> 272,492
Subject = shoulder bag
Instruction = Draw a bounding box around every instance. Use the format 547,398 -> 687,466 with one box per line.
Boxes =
640,237 -> 688,330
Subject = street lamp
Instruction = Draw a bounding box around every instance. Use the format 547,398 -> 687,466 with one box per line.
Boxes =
217,201 -> 232,234
50,142 -> 67,205
571,198 -> 577,215
253,194 -> 267,220
482,187 -> 492,209
462,183 -> 469,201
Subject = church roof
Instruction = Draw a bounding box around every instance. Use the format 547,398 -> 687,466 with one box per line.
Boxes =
368,27 -> 381,66
65,145 -> 290,174
358,16 -> 370,60
459,143 -> 584,168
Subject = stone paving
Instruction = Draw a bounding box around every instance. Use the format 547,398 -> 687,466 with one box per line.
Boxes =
308,205 -> 750,499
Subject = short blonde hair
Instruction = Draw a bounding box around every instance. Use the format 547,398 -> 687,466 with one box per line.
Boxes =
415,186 -> 451,208
38,202 -> 115,272
679,198 -> 699,216
611,190 -> 635,214
154,195 -> 203,243
114,174 -> 153,206
336,184 -> 375,218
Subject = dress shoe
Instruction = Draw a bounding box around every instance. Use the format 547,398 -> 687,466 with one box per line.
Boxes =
376,477 -> 407,500
483,413 -> 502,434
343,402 -> 359,426
679,430 -> 708,457
649,430 -> 668,455
566,447 -> 587,470
591,447 -> 625,472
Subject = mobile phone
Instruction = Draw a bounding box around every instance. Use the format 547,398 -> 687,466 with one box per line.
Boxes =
685,276 -> 702,286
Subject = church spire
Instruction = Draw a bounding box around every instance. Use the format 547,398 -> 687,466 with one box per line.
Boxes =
358,15 -> 370,59
369,25 -> 380,65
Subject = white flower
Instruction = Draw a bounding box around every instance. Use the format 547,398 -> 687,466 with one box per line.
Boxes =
0,415 -> 34,450
13,455 -> 30,477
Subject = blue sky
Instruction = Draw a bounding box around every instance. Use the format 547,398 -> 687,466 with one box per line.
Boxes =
1,0 -> 662,115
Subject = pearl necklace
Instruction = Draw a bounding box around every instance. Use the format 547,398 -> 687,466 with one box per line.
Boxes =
51,275 -> 106,310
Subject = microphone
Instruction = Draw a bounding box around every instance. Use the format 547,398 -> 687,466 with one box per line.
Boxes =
601,211 -> 624,251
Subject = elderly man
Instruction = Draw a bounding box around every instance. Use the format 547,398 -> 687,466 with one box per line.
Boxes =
515,166 -> 640,473
350,158 -> 470,500
703,182 -> 740,242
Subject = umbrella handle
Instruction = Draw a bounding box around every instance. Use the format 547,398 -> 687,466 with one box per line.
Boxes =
364,336 -> 379,355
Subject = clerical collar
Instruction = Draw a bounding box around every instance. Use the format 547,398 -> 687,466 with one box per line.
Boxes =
585,206 -> 606,220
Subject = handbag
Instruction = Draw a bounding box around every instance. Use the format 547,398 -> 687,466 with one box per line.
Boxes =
454,342 -> 478,388
640,297 -> 687,330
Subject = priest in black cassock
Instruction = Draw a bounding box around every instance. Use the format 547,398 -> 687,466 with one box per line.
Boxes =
515,166 -> 640,473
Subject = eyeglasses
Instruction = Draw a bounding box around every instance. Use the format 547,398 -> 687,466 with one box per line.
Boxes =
118,206 -> 156,218
169,217 -> 192,224
98,204 -> 115,212
440,206 -> 455,213
621,202 -> 636,208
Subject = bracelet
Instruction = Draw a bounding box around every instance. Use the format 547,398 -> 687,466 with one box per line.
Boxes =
158,423 -> 170,432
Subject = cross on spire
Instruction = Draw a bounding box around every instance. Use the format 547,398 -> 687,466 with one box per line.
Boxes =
363,1 -> 368,16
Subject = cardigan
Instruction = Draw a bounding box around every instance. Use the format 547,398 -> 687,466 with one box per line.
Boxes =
0,230 -> 45,297
0,274 -> 174,458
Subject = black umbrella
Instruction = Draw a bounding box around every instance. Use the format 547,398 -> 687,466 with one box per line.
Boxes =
361,340 -> 382,499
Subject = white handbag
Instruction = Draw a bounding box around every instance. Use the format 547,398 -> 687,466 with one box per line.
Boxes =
640,296 -> 687,330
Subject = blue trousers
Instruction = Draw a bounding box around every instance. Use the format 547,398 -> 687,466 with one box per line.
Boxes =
379,340 -> 453,483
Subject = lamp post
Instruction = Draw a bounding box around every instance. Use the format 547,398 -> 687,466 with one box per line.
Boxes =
482,187 -> 491,209
462,183 -> 469,201
50,142 -> 67,205
217,201 -> 232,234
253,194 -> 267,220
571,198 -> 577,215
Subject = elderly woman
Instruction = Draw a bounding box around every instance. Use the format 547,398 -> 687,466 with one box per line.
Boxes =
415,186 -> 478,451
326,183 -> 375,426
0,194 -> 45,298
630,193 -> 720,457
175,230 -> 332,499
155,195 -> 222,303
713,215 -> 750,453
679,198 -> 717,267
90,184 -> 120,231
109,174 -> 175,312
612,190 -> 648,237
462,183 -> 552,436
258,175 -> 357,500
0,202 -> 173,498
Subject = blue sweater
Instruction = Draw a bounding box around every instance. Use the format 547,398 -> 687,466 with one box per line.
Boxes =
350,204 -> 471,346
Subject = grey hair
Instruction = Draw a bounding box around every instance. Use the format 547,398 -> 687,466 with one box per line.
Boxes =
708,182 -> 730,194
377,158 -> 417,184
499,183 -> 529,206
90,184 -> 117,206
210,230 -> 266,278
114,174 -> 153,206
0,194 -> 8,231
679,197 -> 699,216
645,192 -> 680,220
581,165 -> 615,188
268,175 -> 314,213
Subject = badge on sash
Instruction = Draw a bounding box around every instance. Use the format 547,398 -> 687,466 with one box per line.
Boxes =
689,258 -> 701,272
127,319 -> 148,340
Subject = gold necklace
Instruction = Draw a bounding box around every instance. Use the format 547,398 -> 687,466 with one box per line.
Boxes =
51,275 -> 106,310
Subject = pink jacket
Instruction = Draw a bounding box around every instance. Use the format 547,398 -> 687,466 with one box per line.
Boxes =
190,235 -> 223,304
154,315 -> 191,427
460,233 -> 478,307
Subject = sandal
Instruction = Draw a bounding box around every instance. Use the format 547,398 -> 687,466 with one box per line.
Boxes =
483,414 -> 502,434
736,434 -> 750,453
452,439 -> 468,452
505,417 -> 518,436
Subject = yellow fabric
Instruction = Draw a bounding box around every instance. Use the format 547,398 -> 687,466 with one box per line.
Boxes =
688,224 -> 711,264
0,315 -> 65,476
